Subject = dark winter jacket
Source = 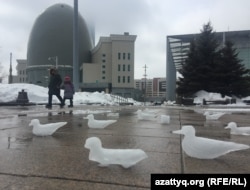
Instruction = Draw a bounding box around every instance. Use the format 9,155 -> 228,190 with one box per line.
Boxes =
61,82 -> 75,99
48,74 -> 62,95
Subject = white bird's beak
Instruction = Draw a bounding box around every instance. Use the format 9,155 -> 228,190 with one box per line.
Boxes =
172,129 -> 183,134
224,126 -> 229,129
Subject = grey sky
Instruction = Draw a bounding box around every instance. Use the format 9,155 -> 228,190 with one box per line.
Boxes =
0,0 -> 250,80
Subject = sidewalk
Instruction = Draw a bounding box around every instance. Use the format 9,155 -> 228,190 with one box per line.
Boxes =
0,105 -> 249,189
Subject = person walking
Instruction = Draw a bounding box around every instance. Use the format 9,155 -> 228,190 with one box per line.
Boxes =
61,76 -> 75,107
46,68 -> 64,109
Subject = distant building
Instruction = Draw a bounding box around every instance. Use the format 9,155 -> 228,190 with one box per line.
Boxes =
8,58 -> 27,84
81,32 -> 137,98
11,3 -> 138,99
166,30 -> 250,101
135,77 -> 166,102
26,4 -> 93,87
12,59 -> 27,83
12,32 -> 137,99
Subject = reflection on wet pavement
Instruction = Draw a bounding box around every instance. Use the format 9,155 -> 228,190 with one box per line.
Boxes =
8,136 -> 33,149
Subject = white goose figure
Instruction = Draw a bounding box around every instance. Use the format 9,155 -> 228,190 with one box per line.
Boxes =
84,137 -> 148,168
204,111 -> 225,120
29,119 -> 67,136
173,125 -> 249,159
225,122 -> 250,136
84,114 -> 116,129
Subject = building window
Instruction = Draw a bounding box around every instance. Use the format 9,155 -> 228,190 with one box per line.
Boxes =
118,76 -> 120,83
102,54 -> 106,57
102,76 -> 105,80
118,64 -> 121,71
123,53 -> 126,60
102,59 -> 106,63
127,76 -> 130,83
102,65 -> 106,69
123,76 -> 125,83
128,64 -> 130,71
123,64 -> 125,71
102,71 -> 105,74
118,53 -> 121,60
128,53 -> 130,60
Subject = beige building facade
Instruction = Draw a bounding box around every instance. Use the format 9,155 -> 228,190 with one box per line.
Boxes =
81,32 -> 137,97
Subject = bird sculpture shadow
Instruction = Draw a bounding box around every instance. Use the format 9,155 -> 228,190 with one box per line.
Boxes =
83,114 -> 117,129
84,137 -> 148,168
172,125 -> 249,159
29,119 -> 67,136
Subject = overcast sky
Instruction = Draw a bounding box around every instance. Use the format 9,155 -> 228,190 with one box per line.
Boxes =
1,0 -> 250,81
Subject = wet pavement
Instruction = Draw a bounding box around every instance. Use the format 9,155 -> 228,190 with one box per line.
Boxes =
0,105 -> 250,189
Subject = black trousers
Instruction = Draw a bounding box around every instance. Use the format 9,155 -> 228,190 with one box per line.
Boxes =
48,93 -> 63,106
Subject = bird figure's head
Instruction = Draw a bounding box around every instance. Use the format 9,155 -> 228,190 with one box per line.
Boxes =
225,122 -> 237,130
29,119 -> 40,127
172,125 -> 195,136
84,137 -> 102,149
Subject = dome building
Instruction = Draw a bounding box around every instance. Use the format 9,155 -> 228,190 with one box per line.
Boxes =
27,4 -> 93,86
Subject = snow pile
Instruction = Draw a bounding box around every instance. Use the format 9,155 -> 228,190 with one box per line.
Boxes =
74,91 -> 115,105
193,90 -> 231,104
0,84 -> 48,103
0,83 -> 138,105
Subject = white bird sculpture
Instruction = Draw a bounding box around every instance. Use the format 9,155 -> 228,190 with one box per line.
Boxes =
84,137 -> 148,168
29,119 -> 67,136
203,111 -> 225,120
84,114 -> 117,129
225,122 -> 250,136
172,125 -> 249,159
136,109 -> 157,121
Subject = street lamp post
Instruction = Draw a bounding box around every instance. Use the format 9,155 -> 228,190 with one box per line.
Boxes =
143,64 -> 147,106
73,0 -> 79,91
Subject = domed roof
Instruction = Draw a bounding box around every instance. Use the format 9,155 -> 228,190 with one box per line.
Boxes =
27,4 -> 93,67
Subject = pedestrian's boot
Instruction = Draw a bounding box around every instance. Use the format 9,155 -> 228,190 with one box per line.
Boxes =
45,104 -> 52,109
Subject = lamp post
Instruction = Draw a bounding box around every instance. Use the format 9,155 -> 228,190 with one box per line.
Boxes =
73,0 -> 79,91
143,64 -> 147,106
48,56 -> 58,68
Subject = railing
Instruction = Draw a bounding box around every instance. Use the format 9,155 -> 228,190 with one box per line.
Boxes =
110,94 -> 133,105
